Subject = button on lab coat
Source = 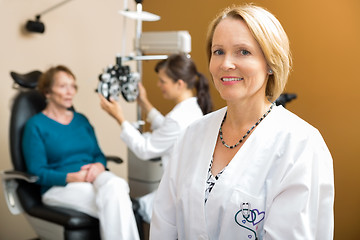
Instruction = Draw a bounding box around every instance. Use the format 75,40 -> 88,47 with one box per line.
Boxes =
150,105 -> 334,240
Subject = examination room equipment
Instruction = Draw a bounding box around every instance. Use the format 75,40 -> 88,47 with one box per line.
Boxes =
25,0 -> 76,34
97,0 -> 193,200
0,70 -> 135,240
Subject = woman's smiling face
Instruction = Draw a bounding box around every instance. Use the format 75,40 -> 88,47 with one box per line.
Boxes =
209,18 -> 269,104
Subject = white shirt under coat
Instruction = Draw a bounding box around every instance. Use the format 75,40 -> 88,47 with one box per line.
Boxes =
120,97 -> 203,169
150,105 -> 334,240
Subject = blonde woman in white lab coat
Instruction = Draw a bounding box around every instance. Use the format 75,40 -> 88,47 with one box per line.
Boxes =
99,53 -> 213,223
150,4 -> 334,240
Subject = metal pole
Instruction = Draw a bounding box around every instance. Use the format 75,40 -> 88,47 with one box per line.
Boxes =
37,0 -> 74,17
135,2 -> 143,125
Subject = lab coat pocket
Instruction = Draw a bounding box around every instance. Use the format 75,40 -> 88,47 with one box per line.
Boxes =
219,188 -> 266,240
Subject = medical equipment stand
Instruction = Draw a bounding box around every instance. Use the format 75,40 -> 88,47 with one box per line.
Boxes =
115,0 -> 191,198
120,0 -> 165,198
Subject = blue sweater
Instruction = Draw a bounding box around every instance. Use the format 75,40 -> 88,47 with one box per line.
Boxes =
22,111 -> 107,194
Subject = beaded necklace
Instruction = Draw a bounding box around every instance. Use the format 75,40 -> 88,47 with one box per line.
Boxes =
219,103 -> 275,149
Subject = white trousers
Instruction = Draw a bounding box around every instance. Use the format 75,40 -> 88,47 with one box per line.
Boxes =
137,190 -> 156,224
42,171 -> 140,240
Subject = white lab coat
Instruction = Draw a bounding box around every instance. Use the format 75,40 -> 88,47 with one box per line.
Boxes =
150,105 -> 334,240
120,97 -> 203,169
121,97 -> 203,222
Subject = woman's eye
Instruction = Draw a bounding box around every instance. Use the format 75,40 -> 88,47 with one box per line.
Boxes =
240,50 -> 250,56
213,49 -> 224,55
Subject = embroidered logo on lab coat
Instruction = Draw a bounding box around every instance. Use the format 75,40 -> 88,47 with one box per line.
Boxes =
234,202 -> 265,239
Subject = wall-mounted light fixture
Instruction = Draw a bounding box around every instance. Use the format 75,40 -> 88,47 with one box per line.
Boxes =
25,0 -> 75,33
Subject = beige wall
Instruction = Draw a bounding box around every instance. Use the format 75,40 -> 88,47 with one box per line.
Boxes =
141,0 -> 360,239
0,0 -> 137,239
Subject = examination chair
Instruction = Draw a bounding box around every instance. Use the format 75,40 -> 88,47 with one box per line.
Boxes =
1,70 -> 144,240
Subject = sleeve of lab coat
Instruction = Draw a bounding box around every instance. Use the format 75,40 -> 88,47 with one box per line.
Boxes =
147,108 -> 165,130
264,130 -> 334,240
150,137 -> 181,239
120,116 -> 181,160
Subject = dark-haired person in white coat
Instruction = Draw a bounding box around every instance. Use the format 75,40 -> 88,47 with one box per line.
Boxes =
99,53 -> 213,223
150,4 -> 334,240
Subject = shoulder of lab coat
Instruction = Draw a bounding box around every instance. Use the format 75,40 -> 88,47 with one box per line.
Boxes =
167,97 -> 203,129
263,106 -> 334,239
147,108 -> 165,130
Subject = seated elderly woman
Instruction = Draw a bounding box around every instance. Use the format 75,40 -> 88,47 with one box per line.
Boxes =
22,65 -> 140,240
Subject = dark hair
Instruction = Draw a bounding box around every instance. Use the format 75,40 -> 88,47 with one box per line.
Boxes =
37,65 -> 77,96
155,53 -> 213,114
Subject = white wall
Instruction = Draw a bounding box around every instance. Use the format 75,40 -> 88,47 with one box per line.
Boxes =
0,0 -> 137,238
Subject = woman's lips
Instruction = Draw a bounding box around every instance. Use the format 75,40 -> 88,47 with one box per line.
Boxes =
220,77 -> 244,85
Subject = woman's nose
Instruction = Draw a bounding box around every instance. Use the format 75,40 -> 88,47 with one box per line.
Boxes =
66,86 -> 77,94
220,55 -> 236,71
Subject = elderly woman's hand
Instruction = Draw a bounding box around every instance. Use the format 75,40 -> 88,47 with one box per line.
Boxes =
99,94 -> 125,125
66,169 -> 88,183
81,162 -> 105,183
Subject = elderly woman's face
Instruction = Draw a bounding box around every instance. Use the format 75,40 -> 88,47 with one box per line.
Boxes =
209,18 -> 269,104
46,71 -> 77,109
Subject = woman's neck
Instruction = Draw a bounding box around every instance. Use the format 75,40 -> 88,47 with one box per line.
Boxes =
174,89 -> 194,104
43,104 -> 73,125
226,98 -> 272,128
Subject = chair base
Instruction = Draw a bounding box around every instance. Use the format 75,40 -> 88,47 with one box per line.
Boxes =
26,214 -> 64,240
25,214 -> 101,240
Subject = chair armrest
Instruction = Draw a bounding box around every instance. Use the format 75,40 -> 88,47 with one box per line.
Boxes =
0,170 -> 39,215
0,170 -> 38,183
105,155 -> 123,164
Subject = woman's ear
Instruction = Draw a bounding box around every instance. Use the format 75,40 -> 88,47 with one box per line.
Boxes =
176,79 -> 186,89
44,89 -> 51,99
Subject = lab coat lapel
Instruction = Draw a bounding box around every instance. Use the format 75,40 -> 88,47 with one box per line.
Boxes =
187,107 -> 227,236
180,109 -> 226,239
195,107 -> 227,190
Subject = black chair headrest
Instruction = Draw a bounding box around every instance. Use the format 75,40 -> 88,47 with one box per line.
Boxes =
10,70 -> 42,89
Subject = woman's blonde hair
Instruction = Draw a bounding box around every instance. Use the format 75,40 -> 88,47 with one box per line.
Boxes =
206,4 -> 292,101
